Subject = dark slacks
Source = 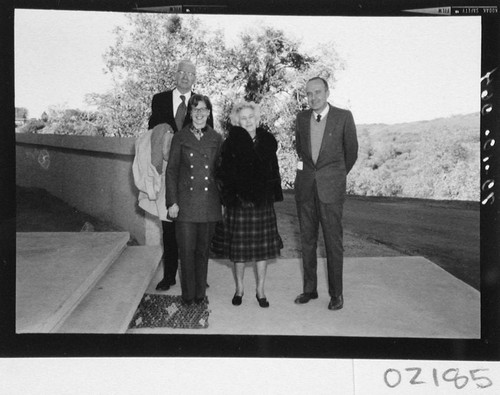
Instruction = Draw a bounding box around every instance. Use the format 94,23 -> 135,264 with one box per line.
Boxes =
296,184 -> 344,298
161,220 -> 178,283
176,221 -> 216,302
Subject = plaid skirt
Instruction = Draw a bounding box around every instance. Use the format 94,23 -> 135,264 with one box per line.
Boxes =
211,203 -> 282,262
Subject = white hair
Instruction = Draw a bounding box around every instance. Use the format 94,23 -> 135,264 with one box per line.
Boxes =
230,101 -> 261,126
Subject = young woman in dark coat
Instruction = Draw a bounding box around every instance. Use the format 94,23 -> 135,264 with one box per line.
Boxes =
215,101 -> 283,308
166,94 -> 223,306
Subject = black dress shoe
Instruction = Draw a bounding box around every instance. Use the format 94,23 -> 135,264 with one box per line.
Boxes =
232,293 -> 243,306
155,279 -> 171,291
328,295 -> 344,310
256,295 -> 270,308
294,292 -> 319,304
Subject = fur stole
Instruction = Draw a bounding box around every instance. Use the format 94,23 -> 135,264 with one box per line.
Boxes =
216,126 -> 282,207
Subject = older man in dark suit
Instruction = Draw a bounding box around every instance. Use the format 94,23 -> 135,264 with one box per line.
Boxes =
294,76 -> 358,310
149,60 -> 212,291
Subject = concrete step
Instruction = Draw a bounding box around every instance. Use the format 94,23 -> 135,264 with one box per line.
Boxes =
16,232 -> 130,333
57,245 -> 162,333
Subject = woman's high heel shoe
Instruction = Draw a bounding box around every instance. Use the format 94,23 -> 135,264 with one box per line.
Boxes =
256,294 -> 269,308
232,293 -> 243,306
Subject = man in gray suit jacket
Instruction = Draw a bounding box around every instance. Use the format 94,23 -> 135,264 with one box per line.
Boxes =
294,76 -> 358,310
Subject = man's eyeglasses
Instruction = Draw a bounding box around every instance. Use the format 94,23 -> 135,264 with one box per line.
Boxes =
192,108 -> 209,115
177,70 -> 196,78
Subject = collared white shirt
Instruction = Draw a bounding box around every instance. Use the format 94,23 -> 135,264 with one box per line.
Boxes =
313,104 -> 330,122
172,88 -> 192,113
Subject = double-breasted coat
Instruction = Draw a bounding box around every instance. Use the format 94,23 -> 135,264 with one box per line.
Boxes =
166,125 -> 223,223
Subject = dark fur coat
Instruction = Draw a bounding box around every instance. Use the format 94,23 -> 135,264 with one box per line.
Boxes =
216,126 -> 283,207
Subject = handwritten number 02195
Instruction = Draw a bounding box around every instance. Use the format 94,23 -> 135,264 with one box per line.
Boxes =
383,367 -> 493,389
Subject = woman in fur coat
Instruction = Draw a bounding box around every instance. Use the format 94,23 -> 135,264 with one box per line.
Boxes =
215,100 -> 283,308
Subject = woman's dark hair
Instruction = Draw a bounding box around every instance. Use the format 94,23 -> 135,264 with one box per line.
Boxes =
188,94 -> 213,120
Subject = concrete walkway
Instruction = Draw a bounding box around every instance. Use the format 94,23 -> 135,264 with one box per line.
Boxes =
16,232 -> 479,338
128,256 -> 480,338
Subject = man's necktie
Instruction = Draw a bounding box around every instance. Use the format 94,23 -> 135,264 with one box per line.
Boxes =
175,95 -> 187,132
316,114 -> 322,122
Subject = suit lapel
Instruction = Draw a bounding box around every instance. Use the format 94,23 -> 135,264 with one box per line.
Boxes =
167,90 -> 175,119
301,110 -> 313,161
317,105 -> 338,164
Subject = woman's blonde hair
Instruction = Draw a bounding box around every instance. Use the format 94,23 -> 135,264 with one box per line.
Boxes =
230,100 -> 261,126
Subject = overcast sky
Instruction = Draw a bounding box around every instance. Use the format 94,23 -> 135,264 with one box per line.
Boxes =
15,10 -> 481,125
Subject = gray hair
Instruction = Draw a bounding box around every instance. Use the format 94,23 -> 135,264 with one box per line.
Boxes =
230,101 -> 261,126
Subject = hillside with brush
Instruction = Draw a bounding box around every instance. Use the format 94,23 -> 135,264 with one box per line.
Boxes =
345,113 -> 480,201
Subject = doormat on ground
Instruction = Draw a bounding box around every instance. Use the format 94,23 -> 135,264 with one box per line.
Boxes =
129,294 -> 210,329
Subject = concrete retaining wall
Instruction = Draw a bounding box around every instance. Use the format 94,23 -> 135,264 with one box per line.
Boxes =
15,133 -> 162,246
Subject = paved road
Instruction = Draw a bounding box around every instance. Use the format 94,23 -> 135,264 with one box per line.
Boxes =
278,193 -> 480,290
344,196 -> 480,289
